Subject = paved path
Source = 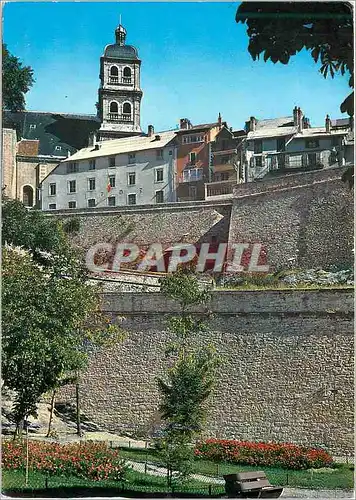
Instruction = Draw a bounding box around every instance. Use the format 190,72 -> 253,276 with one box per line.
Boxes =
126,460 -> 354,499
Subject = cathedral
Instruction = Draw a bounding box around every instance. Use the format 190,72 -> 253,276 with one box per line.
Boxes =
2,23 -> 145,205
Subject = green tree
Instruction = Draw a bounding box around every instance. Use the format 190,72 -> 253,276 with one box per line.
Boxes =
156,270 -> 219,487
236,2 -> 353,115
2,44 -> 35,112
236,2 -> 354,187
2,200 -> 124,436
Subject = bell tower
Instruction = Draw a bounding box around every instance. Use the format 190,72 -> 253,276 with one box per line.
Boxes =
97,23 -> 143,141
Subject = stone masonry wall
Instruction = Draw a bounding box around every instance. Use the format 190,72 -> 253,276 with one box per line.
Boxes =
59,289 -> 354,454
229,167 -> 353,270
52,201 -> 231,252
2,128 -> 17,199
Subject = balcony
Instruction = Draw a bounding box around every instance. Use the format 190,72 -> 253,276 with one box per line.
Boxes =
108,113 -> 133,123
205,180 -> 235,200
108,77 -> 132,85
180,168 -> 203,183
252,151 -> 334,180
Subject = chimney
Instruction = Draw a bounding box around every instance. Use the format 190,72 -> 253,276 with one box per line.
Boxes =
325,114 -> 331,133
297,107 -> 303,132
218,112 -> 222,128
293,106 -> 298,127
148,125 -> 154,137
249,116 -> 257,132
302,117 -> 310,129
180,118 -> 192,130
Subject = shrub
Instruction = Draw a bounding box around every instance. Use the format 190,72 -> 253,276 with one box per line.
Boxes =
195,439 -> 333,470
2,440 -> 128,481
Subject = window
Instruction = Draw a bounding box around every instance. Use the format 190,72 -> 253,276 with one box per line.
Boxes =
169,150 -> 173,155
88,198 -> 96,208
55,145 -> 62,151
89,159 -> 96,170
110,66 -> 119,77
109,156 -> 116,168
188,186 -> 197,200
128,193 -> 136,205
221,172 -> 229,181
68,180 -> 76,193
182,135 -> 204,144
255,156 -> 262,168
49,183 -> 56,196
110,101 -> 118,113
123,102 -> 132,116
189,152 -> 197,164
305,139 -> 319,149
88,178 -> 96,191
49,203 -> 56,210
156,149 -> 164,160
67,162 -> 79,173
277,138 -> 286,152
155,168 -> 164,182
109,175 -> 116,188
254,140 -> 263,154
221,156 -> 230,165
123,67 -> 132,83
108,196 -> 116,207
331,136 -> 339,147
68,201 -> 76,209
128,153 -> 136,164
155,190 -> 164,204
128,172 -> 136,186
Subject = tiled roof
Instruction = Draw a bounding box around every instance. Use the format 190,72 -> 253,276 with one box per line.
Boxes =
62,130 -> 177,162
177,122 -> 221,133
256,116 -> 294,129
331,118 -> 351,128
248,126 -> 297,139
3,111 -> 100,157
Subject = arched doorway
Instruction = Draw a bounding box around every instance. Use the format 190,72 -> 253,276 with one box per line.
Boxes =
22,185 -> 34,207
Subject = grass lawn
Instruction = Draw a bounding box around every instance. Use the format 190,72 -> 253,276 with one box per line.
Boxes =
2,469 -> 224,497
118,448 -> 354,490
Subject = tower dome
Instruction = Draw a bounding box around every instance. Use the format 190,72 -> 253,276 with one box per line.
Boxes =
104,23 -> 139,59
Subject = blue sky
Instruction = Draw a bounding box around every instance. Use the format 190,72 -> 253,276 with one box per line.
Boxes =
3,2 -> 350,131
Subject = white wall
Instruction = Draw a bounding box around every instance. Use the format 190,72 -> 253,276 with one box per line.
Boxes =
41,146 -> 177,210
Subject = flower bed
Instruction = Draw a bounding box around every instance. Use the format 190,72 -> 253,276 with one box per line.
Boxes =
2,440 -> 127,481
195,439 -> 333,470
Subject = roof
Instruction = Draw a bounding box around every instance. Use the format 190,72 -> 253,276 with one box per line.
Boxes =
177,122 -> 221,134
248,126 -> 297,139
294,128 -> 349,138
256,116 -> 294,129
3,111 -> 100,156
61,130 -> 177,162
331,118 -> 351,128
104,44 -> 139,60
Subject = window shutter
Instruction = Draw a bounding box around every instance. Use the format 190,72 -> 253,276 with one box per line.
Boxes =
250,156 -> 255,168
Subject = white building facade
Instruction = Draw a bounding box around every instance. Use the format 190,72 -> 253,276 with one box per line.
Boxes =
40,131 -> 177,210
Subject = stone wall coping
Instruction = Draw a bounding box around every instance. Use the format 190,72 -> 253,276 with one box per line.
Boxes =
101,288 -> 354,315
44,199 -> 232,217
233,166 -> 345,199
